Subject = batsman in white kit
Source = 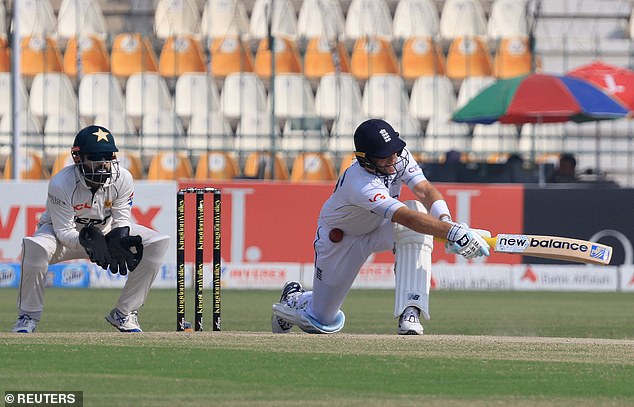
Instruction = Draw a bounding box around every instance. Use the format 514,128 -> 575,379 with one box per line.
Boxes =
272,119 -> 490,335
11,125 -> 170,333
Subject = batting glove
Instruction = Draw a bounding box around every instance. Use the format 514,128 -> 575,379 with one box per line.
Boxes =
446,222 -> 490,259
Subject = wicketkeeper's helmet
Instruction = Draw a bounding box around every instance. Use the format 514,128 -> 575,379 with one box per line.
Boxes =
71,125 -> 120,186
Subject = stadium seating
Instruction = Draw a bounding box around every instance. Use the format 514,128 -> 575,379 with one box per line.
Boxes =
63,35 -> 110,77
187,110 -> 235,151
297,0 -> 345,40
154,0 -> 200,39
439,0 -> 487,40
195,151 -> 240,180
3,151 -> 48,179
303,37 -> 351,84
200,0 -> 250,42
78,73 -> 127,120
493,36 -> 533,78
0,73 -> 28,120
146,151 -> 193,180
125,72 -> 173,123
174,73 -> 221,122
21,36 -> 63,77
350,37 -> 399,81
487,0 -> 530,39
0,38 -> 9,72
158,36 -> 207,78
253,37 -> 302,79
57,0 -> 107,39
249,0 -> 298,41
344,0 -> 393,41
268,73 -> 316,122
209,36 -> 254,79
400,37 -> 446,82
111,33 -> 158,78
29,73 -> 78,120
220,72 -> 268,122
393,0 -> 440,40
446,36 -> 494,80
13,0 -> 56,38
409,75 -> 457,122
243,151 -> 289,180
290,152 -> 337,182
314,73 -> 363,122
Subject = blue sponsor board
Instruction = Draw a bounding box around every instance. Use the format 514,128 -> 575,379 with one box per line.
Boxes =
0,263 -> 20,287
46,264 -> 90,288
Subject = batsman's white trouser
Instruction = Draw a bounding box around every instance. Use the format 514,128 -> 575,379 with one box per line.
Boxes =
17,223 -> 170,317
393,200 -> 433,319
308,219 -> 395,325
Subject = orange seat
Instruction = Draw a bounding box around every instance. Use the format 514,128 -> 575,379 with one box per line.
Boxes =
146,152 -> 193,180
158,35 -> 206,78
4,151 -> 48,179
401,37 -> 445,81
64,35 -> 110,77
446,36 -> 493,80
0,38 -> 10,72
51,151 -> 74,176
111,33 -> 158,78
243,152 -> 289,180
303,37 -> 350,81
21,35 -> 63,77
195,151 -> 240,180
116,150 -> 144,179
494,36 -> 533,79
209,36 -> 254,78
253,37 -> 302,79
350,37 -> 399,81
338,152 -> 357,176
290,152 -> 336,182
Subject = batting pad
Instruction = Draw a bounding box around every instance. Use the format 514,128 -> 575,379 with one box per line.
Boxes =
393,200 -> 433,319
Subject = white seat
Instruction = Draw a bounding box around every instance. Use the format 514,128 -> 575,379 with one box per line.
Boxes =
201,0 -> 250,42
57,0 -> 107,39
269,73 -> 316,121
175,73 -> 221,120
472,123 -> 519,154
384,113 -> 422,141
297,0 -> 345,40
282,116 -> 329,151
439,0 -> 487,40
125,72 -> 173,121
409,76 -> 457,121
154,0 -> 200,39
29,73 -> 78,120
393,0 -> 440,40
345,0 -> 393,41
13,0 -> 56,38
424,115 -> 471,153
94,109 -> 137,149
235,110 -> 280,151
140,109 -> 186,150
187,110 -> 235,150
220,72 -> 268,121
0,73 -> 28,120
43,109 -> 86,154
249,0 -> 297,41
329,112 -> 367,153
78,73 -> 126,119
487,0 -> 529,40
314,73 -> 363,121
456,76 -> 495,109
0,110 -> 43,154
362,74 -> 409,118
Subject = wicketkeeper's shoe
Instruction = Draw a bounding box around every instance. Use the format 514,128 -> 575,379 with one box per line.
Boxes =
105,308 -> 142,332
271,281 -> 304,333
398,306 -> 424,335
12,314 -> 37,333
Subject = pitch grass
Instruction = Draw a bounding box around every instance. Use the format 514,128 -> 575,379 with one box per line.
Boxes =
1,289 -> 634,406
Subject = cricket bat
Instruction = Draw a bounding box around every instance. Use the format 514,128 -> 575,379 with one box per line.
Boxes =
481,234 -> 612,265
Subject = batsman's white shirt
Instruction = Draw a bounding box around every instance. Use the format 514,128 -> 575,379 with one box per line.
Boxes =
309,148 -> 427,323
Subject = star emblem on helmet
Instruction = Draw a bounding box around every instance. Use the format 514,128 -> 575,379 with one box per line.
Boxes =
92,128 -> 110,142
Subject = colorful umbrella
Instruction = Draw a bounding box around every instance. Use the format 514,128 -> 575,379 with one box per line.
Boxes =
452,73 -> 629,125
567,61 -> 634,111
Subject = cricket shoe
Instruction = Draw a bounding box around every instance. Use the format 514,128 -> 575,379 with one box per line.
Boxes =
271,281 -> 304,333
398,306 -> 424,335
105,309 -> 142,332
12,314 -> 37,333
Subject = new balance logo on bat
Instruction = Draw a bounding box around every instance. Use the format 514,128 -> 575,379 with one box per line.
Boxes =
590,245 -> 611,261
496,234 -> 591,253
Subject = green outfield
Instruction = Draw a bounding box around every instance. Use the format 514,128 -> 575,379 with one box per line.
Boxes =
1,288 -> 633,406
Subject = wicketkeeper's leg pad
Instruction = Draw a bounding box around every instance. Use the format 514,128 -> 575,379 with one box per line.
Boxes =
393,200 -> 434,319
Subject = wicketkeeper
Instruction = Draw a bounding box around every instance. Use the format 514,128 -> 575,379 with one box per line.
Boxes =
11,125 -> 170,333
272,119 -> 490,335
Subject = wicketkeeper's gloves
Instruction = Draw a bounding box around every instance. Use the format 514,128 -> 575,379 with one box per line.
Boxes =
105,226 -> 144,275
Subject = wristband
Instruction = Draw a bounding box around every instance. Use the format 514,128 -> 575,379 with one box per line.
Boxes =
430,200 -> 451,221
